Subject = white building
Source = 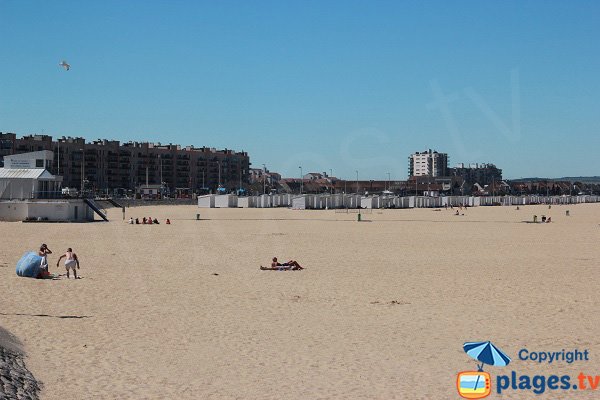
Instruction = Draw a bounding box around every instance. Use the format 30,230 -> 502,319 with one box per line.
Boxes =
0,151 -> 101,222
0,151 -> 62,199
408,149 -> 448,177
2,150 -> 54,170
0,169 -> 62,200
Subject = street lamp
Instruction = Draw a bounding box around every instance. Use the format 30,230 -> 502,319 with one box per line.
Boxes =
416,176 -> 419,196
262,163 -> 267,194
218,161 -> 221,187
386,172 -> 391,191
355,170 -> 359,194
159,154 -> 163,197
329,169 -> 333,194
80,148 -> 85,195
299,166 -> 303,194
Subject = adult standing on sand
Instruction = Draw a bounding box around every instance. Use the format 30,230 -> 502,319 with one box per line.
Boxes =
56,248 -> 80,279
37,244 -> 52,273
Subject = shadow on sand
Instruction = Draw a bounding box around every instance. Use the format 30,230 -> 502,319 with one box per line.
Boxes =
0,312 -> 91,319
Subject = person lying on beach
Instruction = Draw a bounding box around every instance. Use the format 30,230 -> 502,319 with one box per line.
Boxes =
260,257 -> 304,271
56,248 -> 80,279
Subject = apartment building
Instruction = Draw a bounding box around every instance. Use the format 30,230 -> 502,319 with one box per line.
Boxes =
408,149 -> 448,177
450,163 -> 502,186
0,132 -> 250,194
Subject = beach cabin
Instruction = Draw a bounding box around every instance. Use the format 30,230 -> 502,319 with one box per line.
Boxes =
379,196 -> 392,209
198,195 -> 216,208
330,194 -> 343,209
272,194 -> 291,208
237,197 -> 249,208
257,194 -> 272,208
319,195 -> 333,209
292,195 -> 308,210
214,194 -> 238,208
361,196 -> 377,209
342,194 -> 361,209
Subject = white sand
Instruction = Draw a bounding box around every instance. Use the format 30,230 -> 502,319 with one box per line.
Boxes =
1,204 -> 599,399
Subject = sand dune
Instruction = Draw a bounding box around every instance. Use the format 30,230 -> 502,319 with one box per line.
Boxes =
1,203 -> 599,399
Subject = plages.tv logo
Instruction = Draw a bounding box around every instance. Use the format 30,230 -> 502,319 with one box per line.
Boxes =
457,341 -> 511,399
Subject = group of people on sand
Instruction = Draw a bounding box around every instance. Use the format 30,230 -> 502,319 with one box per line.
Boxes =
260,257 -> 304,271
128,217 -> 170,225
38,244 -> 81,279
442,204 -> 467,215
534,215 -> 552,223
445,204 -> 468,210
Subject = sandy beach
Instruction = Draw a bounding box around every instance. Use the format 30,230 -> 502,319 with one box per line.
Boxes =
1,203 -> 599,399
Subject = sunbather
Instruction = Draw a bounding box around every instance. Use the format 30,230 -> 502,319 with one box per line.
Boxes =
260,257 -> 304,271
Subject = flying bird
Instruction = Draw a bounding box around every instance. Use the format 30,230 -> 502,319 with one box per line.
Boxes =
59,60 -> 70,71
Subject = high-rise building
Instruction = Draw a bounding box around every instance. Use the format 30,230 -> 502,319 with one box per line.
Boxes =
408,149 -> 448,177
0,132 -> 250,193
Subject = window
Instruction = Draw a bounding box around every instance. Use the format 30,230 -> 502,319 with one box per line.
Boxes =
36,159 -> 44,167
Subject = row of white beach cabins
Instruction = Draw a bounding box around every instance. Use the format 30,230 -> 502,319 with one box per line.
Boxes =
198,194 -> 600,209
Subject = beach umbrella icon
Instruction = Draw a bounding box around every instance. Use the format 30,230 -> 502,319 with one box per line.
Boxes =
463,341 -> 511,395
464,341 -> 511,371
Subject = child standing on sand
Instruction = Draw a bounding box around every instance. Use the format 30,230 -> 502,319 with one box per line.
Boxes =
56,248 -> 80,279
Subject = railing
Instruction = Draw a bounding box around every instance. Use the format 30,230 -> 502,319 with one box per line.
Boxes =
32,191 -> 65,199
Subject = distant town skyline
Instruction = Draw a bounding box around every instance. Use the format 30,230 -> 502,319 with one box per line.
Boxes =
1,1 -> 599,180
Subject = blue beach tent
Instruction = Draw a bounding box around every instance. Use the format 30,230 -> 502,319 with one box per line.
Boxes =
15,252 -> 44,278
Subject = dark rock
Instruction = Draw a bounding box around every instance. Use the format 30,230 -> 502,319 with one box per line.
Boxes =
0,328 -> 40,400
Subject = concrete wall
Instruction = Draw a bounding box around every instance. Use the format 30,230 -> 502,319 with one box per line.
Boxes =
0,202 -> 28,221
0,200 -> 93,222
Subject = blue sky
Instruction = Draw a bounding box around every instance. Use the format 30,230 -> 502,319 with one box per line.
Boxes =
1,1 -> 599,179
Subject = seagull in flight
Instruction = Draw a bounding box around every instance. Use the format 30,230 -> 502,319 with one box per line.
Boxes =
59,60 -> 70,71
